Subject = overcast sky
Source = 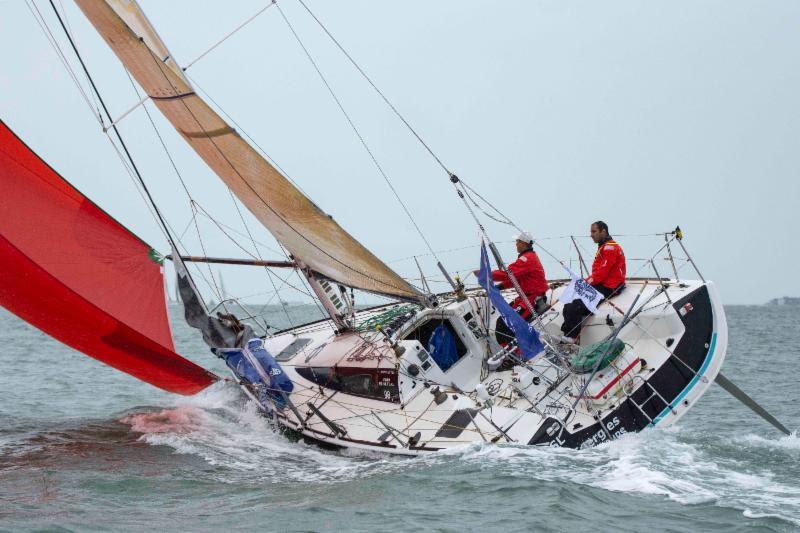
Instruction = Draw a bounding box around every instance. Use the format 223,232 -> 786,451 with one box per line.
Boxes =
2,0 -> 798,305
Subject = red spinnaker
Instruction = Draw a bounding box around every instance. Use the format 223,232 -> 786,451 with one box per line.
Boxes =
0,120 -> 216,394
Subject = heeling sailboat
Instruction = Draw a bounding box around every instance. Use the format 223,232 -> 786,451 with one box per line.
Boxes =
2,1 -> 789,453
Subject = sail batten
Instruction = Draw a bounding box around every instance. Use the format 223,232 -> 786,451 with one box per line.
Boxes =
75,0 -> 423,301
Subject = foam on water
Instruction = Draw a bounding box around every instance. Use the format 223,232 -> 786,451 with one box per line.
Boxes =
119,383 -> 402,484
735,431 -> 800,451
114,380 -> 800,527
2,305 -> 799,530
454,429 -> 800,525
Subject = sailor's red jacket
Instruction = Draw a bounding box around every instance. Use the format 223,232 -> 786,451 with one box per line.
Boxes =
492,250 -> 549,306
588,239 -> 626,289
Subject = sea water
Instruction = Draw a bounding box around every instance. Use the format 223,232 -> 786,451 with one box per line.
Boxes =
0,305 -> 798,532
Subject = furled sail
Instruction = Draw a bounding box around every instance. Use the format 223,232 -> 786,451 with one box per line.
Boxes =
75,0 -> 423,302
0,120 -> 217,395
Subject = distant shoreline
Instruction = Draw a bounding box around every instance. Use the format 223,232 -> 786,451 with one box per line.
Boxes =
764,297 -> 800,306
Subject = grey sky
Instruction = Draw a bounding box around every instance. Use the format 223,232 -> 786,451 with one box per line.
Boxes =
2,0 -> 798,306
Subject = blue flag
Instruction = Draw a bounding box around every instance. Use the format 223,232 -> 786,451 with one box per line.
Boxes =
477,241 -> 544,361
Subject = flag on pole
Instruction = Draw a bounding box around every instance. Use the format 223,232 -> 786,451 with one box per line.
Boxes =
477,241 -> 544,361
559,266 -> 604,313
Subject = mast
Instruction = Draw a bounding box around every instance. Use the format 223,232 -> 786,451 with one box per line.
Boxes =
298,263 -> 353,331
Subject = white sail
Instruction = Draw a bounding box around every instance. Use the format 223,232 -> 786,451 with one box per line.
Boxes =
75,0 -> 423,301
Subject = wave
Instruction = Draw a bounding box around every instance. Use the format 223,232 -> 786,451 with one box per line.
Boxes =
117,384 -> 800,526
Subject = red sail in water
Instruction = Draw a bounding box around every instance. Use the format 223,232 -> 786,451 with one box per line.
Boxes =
0,120 -> 217,394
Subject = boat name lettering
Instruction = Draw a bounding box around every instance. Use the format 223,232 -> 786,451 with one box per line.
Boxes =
580,416 -> 624,448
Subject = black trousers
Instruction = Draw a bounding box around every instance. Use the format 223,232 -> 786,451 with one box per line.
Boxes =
494,296 -> 547,345
560,284 -> 623,338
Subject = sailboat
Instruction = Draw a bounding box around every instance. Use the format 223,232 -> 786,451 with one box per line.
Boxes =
0,1 -> 788,453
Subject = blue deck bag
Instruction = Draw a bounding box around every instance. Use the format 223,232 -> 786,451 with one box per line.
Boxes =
218,339 -> 294,407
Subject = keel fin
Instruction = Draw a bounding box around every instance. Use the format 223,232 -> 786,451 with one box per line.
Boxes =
715,372 -> 791,436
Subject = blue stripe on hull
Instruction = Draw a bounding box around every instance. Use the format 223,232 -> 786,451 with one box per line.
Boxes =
649,332 -> 718,426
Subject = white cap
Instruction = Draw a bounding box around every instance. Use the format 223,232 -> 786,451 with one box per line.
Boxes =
513,231 -> 534,244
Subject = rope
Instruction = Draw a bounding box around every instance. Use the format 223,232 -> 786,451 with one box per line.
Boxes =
46,0 -> 182,259
183,1 -> 276,71
189,204 -> 228,310
144,43 -> 420,297
42,0 -> 229,309
290,0 -> 532,250
355,304 -> 418,332
225,186 -> 296,327
119,67 -> 233,308
276,3 -> 441,264
25,0 -> 103,126
295,0 -> 452,177
184,73 -> 313,200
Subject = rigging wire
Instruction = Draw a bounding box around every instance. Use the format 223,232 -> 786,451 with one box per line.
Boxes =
191,209 -> 282,255
185,72 -> 329,315
53,0 -> 105,118
225,187 -> 297,326
24,0 -> 103,125
130,76 -> 316,315
144,50 -> 420,298
289,0 -> 593,292
288,0 -> 553,301
29,1 -> 164,244
294,0 -> 451,177
292,0 -> 526,231
40,0 -> 235,309
182,1 -> 277,71
275,2 -> 440,263
186,73 -> 313,200
118,68 -> 229,308
46,0 -> 180,256
459,180 -> 521,229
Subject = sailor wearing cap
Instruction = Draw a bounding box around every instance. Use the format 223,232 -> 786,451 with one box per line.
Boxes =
490,231 -> 549,320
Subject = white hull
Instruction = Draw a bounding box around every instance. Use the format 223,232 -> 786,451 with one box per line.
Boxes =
227,278 -> 727,454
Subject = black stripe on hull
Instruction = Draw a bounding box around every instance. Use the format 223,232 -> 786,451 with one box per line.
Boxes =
529,285 -> 715,448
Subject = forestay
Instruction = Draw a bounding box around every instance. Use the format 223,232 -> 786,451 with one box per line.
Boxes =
75,0 -> 422,302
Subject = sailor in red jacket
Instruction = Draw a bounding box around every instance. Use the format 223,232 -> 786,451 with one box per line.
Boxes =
490,231 -> 549,320
561,221 -> 626,341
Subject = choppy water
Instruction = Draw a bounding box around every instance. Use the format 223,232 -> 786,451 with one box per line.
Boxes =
1,305 -> 798,532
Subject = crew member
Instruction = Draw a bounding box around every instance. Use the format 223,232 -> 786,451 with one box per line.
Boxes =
490,231 -> 549,320
561,221 -> 626,342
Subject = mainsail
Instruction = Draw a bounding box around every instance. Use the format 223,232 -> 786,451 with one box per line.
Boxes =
74,0 -> 423,302
0,120 -> 217,395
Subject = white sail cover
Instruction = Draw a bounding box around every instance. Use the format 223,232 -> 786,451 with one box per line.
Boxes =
75,0 -> 422,301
